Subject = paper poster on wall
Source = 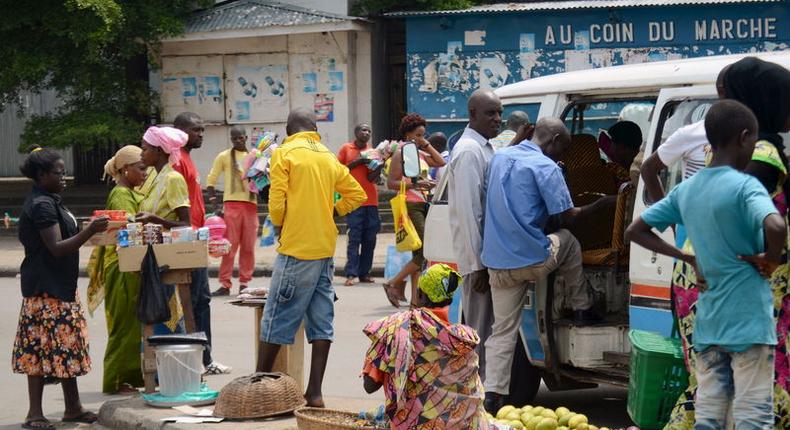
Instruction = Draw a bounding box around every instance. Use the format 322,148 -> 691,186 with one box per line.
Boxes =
575,31 -> 591,50
447,41 -> 463,57
328,71 -> 344,92
303,73 -> 318,93
225,54 -> 290,123
464,30 -> 486,46
314,94 -> 334,122
519,33 -> 535,53
479,56 -> 509,89
161,56 -> 225,122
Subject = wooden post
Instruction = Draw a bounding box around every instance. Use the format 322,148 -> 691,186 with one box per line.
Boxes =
254,306 -> 305,392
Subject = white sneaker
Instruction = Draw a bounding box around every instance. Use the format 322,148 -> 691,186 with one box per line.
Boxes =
203,361 -> 232,375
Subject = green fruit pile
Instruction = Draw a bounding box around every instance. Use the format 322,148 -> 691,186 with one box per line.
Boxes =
485,404 -> 612,430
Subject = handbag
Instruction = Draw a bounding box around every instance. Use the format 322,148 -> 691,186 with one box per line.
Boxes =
137,244 -> 173,324
390,180 -> 422,252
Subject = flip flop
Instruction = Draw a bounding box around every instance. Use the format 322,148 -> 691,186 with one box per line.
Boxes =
62,411 -> 98,424
22,419 -> 54,430
382,283 -> 401,308
344,278 -> 355,286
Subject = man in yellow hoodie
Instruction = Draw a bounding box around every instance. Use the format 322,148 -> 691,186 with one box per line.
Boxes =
258,107 -> 366,407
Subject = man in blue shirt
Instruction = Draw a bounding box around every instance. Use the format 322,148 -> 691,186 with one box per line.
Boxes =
626,100 -> 785,429
481,118 -> 615,412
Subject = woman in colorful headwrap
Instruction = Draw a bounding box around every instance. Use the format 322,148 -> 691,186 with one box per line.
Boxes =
362,264 -> 488,429
86,146 -> 148,393
663,57 -> 790,430
136,126 -> 192,334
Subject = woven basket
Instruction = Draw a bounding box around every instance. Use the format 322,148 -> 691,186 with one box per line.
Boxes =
213,372 -> 305,419
294,407 -> 377,430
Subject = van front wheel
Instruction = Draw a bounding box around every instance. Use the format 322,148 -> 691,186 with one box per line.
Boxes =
507,335 -> 541,406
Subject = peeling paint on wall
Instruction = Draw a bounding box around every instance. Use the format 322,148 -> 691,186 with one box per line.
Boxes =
406,3 -> 790,120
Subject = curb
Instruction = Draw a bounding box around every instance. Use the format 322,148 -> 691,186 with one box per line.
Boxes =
0,266 -> 386,278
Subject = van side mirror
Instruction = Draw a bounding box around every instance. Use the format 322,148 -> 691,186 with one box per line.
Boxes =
401,142 -> 421,179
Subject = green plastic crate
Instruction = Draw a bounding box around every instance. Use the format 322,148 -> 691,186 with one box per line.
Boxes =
627,329 -> 690,429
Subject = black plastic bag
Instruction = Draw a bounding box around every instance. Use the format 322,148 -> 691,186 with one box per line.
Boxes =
137,244 -> 173,324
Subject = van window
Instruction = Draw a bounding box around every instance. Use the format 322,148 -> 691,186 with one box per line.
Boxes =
503,103 -> 541,124
563,101 -> 655,135
649,99 -> 715,196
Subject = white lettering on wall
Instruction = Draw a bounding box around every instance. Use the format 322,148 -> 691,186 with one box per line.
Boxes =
590,24 -> 601,43
545,26 -> 556,45
736,19 -> 749,38
649,21 -> 675,41
766,17 -> 777,38
695,18 -> 778,40
560,25 -> 573,45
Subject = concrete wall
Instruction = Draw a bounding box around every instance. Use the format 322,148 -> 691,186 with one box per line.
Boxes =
0,90 -> 74,177
155,29 -> 373,188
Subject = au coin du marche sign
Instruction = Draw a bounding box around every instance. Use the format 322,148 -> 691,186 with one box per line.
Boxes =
542,17 -> 779,46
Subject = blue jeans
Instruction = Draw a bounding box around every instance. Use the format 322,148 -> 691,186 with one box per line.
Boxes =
260,254 -> 335,344
190,268 -> 212,365
345,206 -> 380,279
694,345 -> 774,430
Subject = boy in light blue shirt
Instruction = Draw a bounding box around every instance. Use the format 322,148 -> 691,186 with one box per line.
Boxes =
626,100 -> 786,429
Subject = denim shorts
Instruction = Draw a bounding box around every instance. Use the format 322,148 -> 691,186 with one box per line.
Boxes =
260,253 -> 335,344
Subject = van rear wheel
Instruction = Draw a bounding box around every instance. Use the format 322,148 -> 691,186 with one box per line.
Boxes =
507,334 -> 541,406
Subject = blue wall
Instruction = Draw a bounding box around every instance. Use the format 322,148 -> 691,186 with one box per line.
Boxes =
406,2 -> 790,131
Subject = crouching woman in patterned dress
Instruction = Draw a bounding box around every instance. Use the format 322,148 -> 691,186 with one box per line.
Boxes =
362,264 -> 489,429
12,147 -> 109,430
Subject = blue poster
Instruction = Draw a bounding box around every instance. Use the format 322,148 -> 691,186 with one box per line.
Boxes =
235,101 -> 250,121
303,72 -> 318,93
574,30 -> 591,50
203,76 -> 221,96
181,77 -> 197,97
328,71 -> 344,92
519,33 -> 535,53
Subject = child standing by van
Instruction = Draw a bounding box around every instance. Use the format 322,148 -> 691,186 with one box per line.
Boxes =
626,100 -> 786,429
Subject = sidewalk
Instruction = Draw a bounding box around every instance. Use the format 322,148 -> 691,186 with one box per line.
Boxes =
98,396 -> 383,430
0,234 -> 396,278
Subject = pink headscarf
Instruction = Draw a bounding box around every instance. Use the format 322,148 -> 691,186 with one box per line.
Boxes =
143,126 -> 188,165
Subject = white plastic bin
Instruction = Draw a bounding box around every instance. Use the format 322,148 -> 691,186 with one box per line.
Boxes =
154,344 -> 204,397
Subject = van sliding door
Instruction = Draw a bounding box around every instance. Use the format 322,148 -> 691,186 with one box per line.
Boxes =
629,85 -> 718,337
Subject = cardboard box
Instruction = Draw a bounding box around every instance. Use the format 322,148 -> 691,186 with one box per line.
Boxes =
117,241 -> 209,272
83,221 -> 127,246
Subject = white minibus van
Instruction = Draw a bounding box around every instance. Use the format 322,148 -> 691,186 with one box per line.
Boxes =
424,51 -> 790,405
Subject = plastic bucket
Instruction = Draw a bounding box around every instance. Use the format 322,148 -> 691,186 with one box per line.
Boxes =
154,344 -> 205,397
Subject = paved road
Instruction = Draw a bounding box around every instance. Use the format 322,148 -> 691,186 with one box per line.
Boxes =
0,276 -> 635,429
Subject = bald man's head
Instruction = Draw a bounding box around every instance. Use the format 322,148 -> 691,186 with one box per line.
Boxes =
505,111 -> 530,132
532,117 -> 571,162
286,108 -> 317,136
467,89 -> 503,139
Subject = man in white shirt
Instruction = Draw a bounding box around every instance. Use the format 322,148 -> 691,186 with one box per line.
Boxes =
447,89 -> 503,382
640,65 -> 730,204
489,111 -> 529,150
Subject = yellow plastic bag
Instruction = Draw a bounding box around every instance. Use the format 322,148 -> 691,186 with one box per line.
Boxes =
391,181 -> 422,252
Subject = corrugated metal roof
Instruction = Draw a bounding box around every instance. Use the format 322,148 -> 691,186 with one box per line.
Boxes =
185,0 -> 361,33
385,0 -> 784,17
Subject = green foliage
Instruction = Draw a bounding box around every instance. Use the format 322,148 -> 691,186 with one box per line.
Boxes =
352,0 -> 482,16
0,0 -> 210,151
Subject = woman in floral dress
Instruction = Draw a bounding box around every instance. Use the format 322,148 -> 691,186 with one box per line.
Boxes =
363,264 -> 488,429
13,147 -> 109,430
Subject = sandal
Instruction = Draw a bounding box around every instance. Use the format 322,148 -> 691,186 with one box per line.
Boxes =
62,411 -> 98,424
22,419 -> 54,430
358,276 -> 374,283
113,383 -> 139,394
381,283 -> 401,308
344,278 -> 355,287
